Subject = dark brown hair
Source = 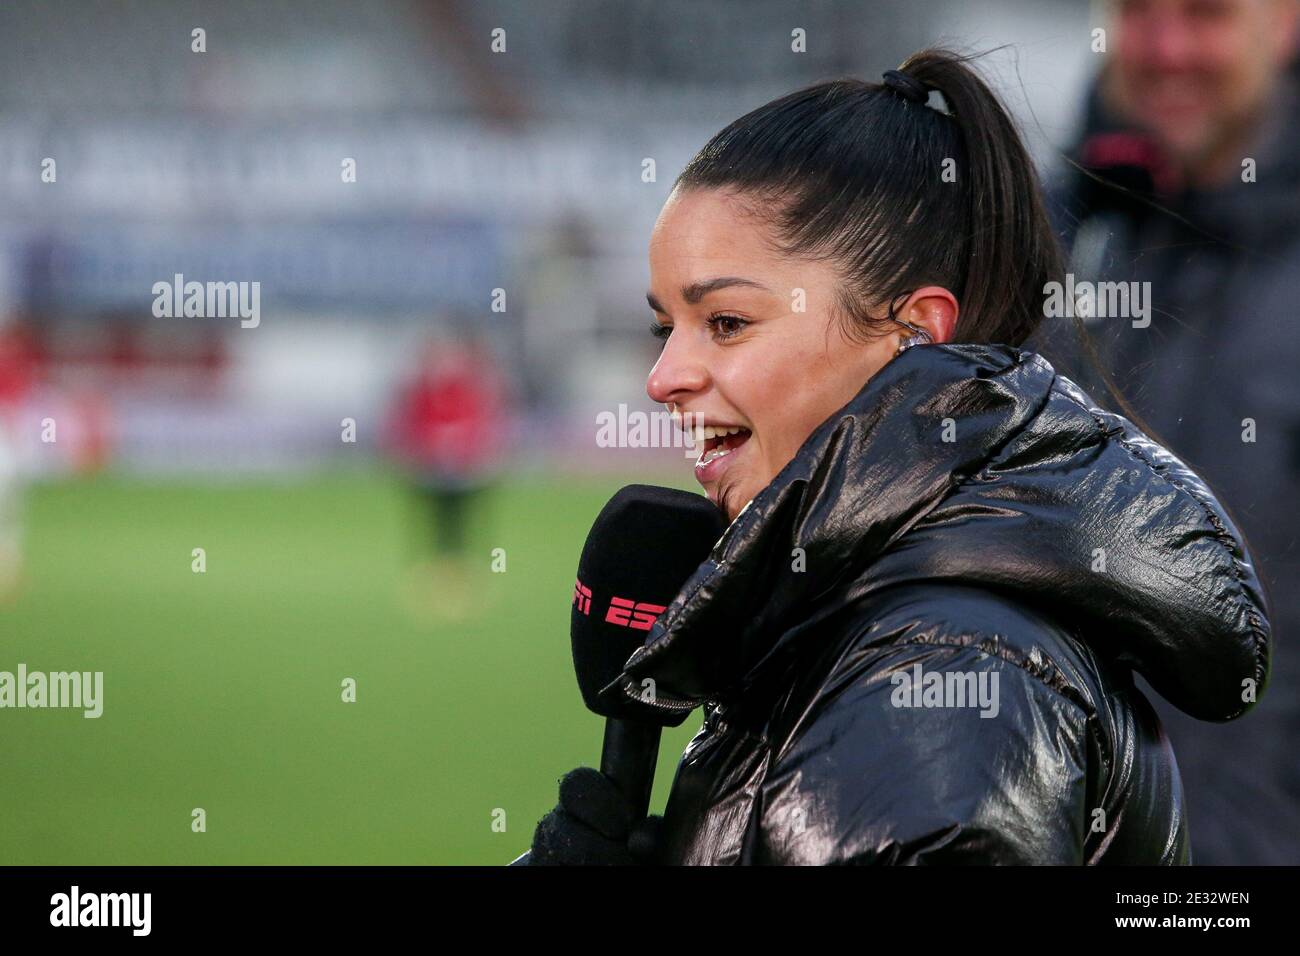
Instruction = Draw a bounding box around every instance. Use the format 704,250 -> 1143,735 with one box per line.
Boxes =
674,47 -> 1147,429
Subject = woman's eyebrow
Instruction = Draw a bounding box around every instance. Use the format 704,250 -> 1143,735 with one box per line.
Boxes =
646,276 -> 773,313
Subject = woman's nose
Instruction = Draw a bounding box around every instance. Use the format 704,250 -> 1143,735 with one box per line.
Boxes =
646,331 -> 709,405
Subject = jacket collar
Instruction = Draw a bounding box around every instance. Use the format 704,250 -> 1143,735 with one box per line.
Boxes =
601,343 -> 1052,712
602,340 -> 1271,723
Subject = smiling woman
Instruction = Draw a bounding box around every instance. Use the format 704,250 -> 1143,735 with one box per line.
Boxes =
525,48 -> 1274,866
645,189 -> 960,519
641,47 -> 1066,522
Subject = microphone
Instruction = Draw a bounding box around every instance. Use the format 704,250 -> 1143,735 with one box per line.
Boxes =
510,484 -> 726,865
571,485 -> 726,811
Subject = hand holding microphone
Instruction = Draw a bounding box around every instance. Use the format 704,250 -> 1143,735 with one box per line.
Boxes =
528,767 -> 663,865
516,485 -> 725,866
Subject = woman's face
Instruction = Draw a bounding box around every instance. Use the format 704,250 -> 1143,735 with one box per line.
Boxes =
646,187 -> 904,521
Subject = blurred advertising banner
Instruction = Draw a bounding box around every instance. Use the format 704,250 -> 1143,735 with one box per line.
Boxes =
12,219 -> 502,314
0,116 -> 698,222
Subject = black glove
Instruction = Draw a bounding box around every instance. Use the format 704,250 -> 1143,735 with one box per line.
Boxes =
529,767 -> 663,865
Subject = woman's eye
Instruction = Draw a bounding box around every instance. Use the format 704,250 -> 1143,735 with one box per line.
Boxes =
648,315 -> 747,342
707,314 -> 749,339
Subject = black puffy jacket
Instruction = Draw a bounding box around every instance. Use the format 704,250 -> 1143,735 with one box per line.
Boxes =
603,343 -> 1272,864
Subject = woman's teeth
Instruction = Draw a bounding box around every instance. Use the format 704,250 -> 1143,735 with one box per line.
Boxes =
695,427 -> 751,467
698,444 -> 733,466
693,424 -> 746,441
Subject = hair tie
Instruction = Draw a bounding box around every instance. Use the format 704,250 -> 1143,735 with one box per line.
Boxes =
882,69 -> 928,105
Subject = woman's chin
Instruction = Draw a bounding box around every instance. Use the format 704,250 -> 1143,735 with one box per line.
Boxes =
701,481 -> 728,516
710,480 -> 752,523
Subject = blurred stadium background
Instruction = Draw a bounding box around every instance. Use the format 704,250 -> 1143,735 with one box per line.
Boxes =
0,0 -> 1096,863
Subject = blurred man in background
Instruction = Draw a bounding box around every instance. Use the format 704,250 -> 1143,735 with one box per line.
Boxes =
1035,0 -> 1300,863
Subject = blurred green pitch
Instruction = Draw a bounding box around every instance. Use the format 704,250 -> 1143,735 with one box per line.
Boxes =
0,470 -> 701,864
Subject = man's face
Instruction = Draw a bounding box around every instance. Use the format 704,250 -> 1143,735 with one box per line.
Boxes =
1106,0 -> 1298,166
645,187 -> 898,522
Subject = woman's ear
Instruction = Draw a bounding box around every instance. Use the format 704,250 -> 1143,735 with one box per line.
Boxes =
899,286 -> 958,345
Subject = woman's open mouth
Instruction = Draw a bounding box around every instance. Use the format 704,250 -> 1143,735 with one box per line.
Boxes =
693,425 -> 752,487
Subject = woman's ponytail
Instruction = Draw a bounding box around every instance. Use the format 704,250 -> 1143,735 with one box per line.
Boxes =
899,49 -> 1064,347
901,50 -> 1159,434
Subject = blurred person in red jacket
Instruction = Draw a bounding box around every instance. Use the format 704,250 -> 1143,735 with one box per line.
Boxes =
383,334 -> 509,607
0,321 -> 35,603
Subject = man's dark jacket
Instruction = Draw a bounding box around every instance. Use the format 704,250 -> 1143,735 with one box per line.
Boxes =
604,343 -> 1271,864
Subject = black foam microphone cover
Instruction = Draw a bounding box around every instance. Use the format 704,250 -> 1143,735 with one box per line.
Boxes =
570,484 -> 725,724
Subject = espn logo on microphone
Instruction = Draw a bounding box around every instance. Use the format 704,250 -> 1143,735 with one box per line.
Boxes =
606,596 -> 667,630
573,579 -> 593,615
573,577 -> 666,631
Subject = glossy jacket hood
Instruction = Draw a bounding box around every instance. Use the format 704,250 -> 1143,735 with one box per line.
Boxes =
606,343 -> 1271,723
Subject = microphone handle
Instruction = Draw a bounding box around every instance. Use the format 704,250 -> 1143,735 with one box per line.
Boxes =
600,718 -> 662,820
